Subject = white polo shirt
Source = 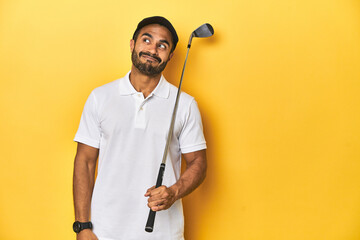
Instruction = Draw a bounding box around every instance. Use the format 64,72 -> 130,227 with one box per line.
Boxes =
74,71 -> 206,240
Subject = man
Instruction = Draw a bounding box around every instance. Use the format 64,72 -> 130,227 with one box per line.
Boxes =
73,16 -> 207,240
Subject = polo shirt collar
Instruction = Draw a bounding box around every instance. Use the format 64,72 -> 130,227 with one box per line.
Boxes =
152,75 -> 170,99
119,71 -> 170,99
118,71 -> 137,95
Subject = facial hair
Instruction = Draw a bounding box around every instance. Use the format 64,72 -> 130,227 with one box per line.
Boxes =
131,49 -> 169,76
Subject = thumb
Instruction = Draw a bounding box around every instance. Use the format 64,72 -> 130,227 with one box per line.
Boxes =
144,185 -> 156,196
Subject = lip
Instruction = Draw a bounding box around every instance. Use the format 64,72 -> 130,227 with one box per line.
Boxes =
139,52 -> 161,63
142,55 -> 156,61
141,55 -> 159,63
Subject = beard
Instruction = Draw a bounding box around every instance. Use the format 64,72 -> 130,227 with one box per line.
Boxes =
131,49 -> 169,76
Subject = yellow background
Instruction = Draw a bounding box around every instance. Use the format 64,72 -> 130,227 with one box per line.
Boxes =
1,0 -> 360,239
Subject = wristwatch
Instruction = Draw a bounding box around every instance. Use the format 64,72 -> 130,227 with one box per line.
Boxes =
73,221 -> 93,233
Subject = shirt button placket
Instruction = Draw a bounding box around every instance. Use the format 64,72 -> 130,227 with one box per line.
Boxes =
134,93 -> 146,129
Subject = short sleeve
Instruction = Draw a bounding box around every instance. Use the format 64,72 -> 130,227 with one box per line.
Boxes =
74,92 -> 101,148
179,99 -> 207,154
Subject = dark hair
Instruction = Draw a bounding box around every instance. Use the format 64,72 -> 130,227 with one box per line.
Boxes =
133,16 -> 178,53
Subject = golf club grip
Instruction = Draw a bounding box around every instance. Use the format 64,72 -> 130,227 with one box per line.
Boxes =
145,163 -> 166,232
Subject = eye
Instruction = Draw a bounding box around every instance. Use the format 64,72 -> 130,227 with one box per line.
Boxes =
143,38 -> 150,43
158,44 -> 166,50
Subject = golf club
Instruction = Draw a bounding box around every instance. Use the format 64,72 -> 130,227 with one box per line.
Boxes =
145,23 -> 214,233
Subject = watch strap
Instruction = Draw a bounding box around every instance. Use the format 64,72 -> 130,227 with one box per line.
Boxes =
73,221 -> 93,233
81,222 -> 92,230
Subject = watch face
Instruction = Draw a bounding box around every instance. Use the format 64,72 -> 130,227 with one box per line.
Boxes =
73,222 -> 81,233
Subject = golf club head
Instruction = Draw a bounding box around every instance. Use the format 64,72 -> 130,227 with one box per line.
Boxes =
188,23 -> 214,47
193,23 -> 214,38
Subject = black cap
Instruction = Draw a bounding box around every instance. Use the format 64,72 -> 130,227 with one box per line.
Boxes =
133,16 -> 179,52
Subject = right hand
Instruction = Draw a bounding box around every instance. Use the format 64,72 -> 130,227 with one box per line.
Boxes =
77,229 -> 98,240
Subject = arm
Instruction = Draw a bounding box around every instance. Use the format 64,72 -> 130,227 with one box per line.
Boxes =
73,142 -> 99,239
145,149 -> 207,211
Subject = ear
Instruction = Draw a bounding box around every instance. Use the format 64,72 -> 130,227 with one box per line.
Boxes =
130,39 -> 134,52
168,52 -> 174,61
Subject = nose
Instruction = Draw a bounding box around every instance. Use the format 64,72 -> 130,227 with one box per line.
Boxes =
147,43 -> 158,55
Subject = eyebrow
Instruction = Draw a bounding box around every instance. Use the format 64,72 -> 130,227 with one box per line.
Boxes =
159,39 -> 170,47
141,33 -> 153,39
141,33 -> 170,47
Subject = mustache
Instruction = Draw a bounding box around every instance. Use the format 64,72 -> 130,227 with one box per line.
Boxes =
139,52 -> 162,63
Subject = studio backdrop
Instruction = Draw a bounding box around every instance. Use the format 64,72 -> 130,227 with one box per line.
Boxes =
1,0 -> 360,239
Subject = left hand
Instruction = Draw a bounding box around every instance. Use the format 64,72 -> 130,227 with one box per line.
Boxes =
144,185 -> 177,211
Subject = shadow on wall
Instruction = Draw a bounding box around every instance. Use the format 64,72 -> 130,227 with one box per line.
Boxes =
182,111 -> 217,240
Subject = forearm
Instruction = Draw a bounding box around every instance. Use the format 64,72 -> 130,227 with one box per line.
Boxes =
145,150 -> 206,211
170,150 -> 207,200
73,155 -> 97,221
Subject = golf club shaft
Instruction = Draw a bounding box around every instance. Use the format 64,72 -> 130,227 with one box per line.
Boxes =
145,46 -> 191,233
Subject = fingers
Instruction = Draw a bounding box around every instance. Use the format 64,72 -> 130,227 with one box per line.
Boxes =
147,198 -> 171,211
145,186 -> 175,211
149,203 -> 165,211
144,185 -> 166,197
148,199 -> 165,210
147,193 -> 170,205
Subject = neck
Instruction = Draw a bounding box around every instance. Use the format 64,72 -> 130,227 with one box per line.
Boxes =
129,66 -> 162,98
